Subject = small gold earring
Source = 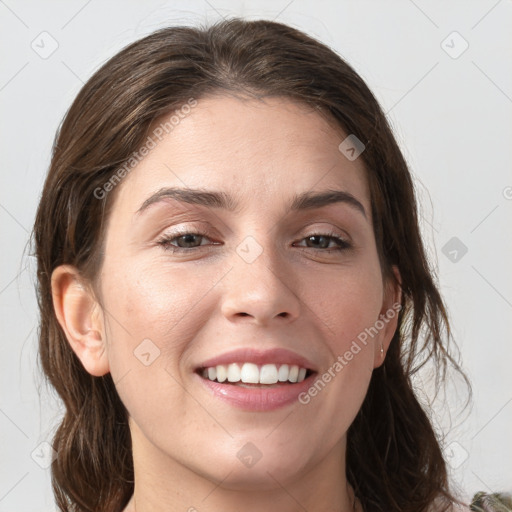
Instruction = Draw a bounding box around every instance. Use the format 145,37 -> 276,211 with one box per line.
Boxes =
380,344 -> 384,357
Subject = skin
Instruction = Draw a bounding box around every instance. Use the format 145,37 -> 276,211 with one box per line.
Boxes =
52,94 -> 401,512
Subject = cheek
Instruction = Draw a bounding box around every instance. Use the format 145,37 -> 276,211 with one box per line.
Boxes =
295,258 -> 381,419
300,256 -> 384,345
98,258 -> 213,437
101,256 -> 208,336
99,255 -> 232,380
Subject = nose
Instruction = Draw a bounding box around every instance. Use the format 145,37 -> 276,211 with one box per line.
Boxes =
220,242 -> 301,327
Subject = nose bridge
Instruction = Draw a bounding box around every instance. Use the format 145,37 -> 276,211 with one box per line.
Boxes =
220,234 -> 301,325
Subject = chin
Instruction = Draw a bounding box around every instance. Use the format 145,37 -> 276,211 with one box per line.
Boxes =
206,463 -> 307,492
192,442 -> 313,491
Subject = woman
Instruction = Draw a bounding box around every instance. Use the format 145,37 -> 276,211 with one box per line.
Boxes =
33,17 -> 471,512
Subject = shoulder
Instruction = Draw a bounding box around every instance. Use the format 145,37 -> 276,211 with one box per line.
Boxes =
444,504 -> 471,512
440,504 -> 471,512
428,500 -> 471,512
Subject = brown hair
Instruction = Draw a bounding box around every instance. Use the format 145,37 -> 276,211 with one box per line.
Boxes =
33,17 -> 470,512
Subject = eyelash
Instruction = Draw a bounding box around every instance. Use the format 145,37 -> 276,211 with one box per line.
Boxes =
156,229 -> 352,254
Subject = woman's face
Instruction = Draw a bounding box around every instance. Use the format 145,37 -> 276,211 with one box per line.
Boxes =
93,94 -> 400,489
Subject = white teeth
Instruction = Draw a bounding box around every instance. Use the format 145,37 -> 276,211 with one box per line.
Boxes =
260,364 -> 278,384
227,363 -> 241,382
288,365 -> 299,382
216,365 -> 227,383
240,363 -> 259,383
201,363 -> 310,384
278,363 -> 289,382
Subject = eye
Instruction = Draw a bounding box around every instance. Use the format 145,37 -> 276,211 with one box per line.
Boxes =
294,232 -> 352,252
156,230 -> 215,252
155,229 -> 352,253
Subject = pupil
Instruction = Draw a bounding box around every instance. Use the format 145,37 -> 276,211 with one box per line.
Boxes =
308,235 -> 328,248
180,234 -> 199,247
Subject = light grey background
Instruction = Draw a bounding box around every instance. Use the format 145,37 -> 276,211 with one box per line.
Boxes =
1,1 -> 511,510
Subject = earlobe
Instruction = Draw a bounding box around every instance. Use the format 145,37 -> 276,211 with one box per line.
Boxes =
373,265 -> 402,369
51,265 -> 110,377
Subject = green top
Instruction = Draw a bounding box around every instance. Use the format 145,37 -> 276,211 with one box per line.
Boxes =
470,492 -> 512,512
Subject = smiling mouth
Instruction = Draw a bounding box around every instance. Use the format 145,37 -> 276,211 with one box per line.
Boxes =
195,362 -> 316,386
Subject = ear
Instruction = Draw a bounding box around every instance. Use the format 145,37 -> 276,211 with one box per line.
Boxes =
373,265 -> 402,368
51,264 -> 110,377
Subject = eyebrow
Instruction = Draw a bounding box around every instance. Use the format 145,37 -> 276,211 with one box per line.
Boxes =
136,187 -> 367,219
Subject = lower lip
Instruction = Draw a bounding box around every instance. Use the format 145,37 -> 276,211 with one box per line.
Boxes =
195,372 -> 317,411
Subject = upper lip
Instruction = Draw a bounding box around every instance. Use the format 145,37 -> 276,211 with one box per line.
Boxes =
196,348 -> 318,372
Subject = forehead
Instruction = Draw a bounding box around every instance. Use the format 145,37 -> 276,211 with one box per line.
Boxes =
112,94 -> 370,217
